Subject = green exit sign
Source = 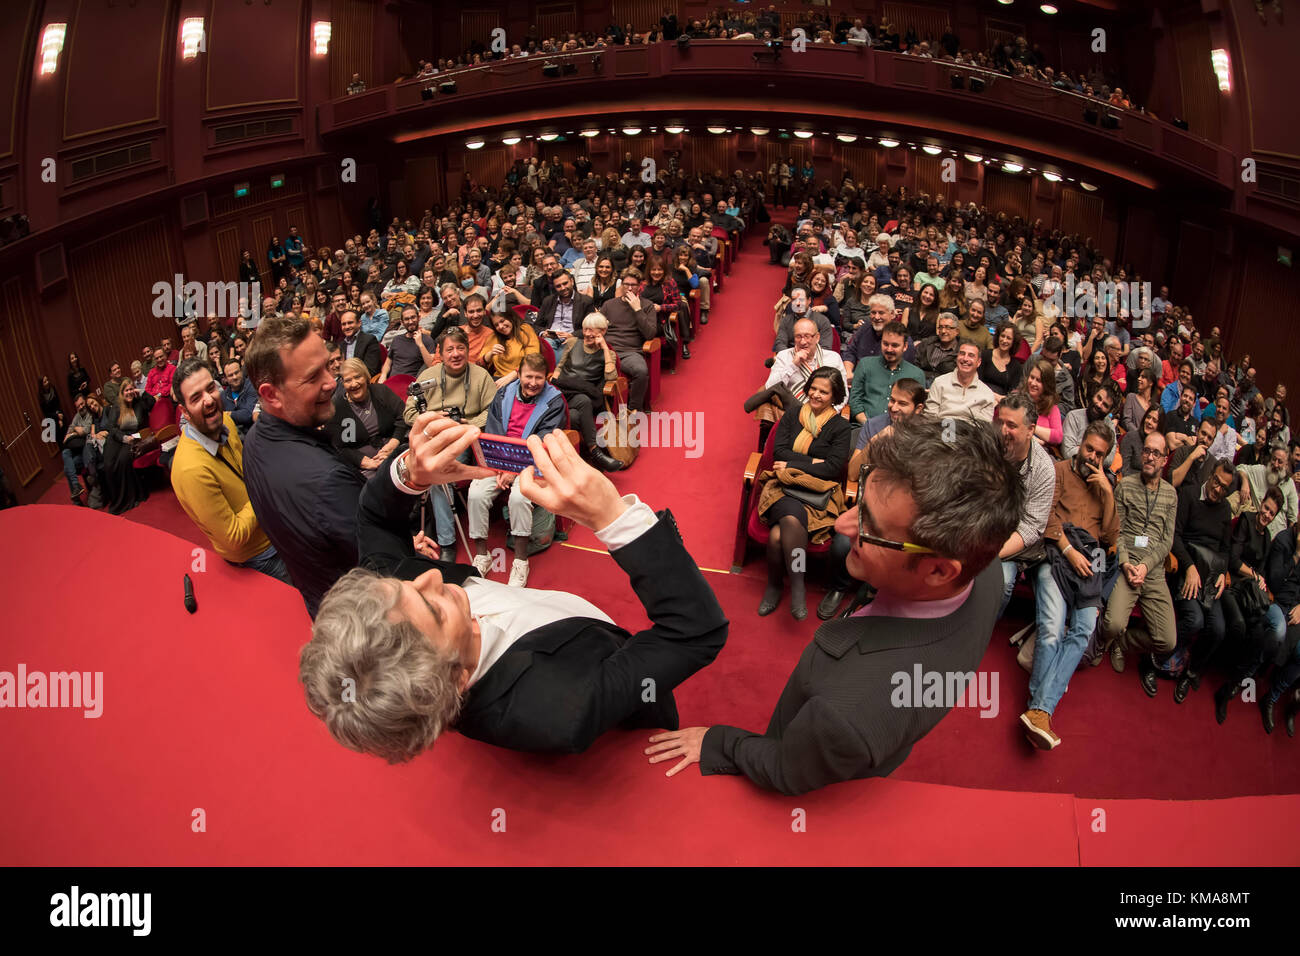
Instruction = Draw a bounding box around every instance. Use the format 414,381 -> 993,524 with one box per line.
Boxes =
233,182 -> 250,197
270,173 -> 285,189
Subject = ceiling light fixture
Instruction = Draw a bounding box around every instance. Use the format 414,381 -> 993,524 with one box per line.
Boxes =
708,126 -> 728,134
793,130 -> 813,139
922,145 -> 943,155
621,127 -> 642,135
665,125 -> 685,134
964,153 -> 983,163
501,136 -> 521,145
1211,49 -> 1231,92
539,133 -> 559,142
1001,162 -> 1024,173
878,138 -> 899,148
1079,182 -> 1098,191
1040,4 -> 1059,14
1042,171 -> 1062,182
580,129 -> 599,137
466,139 -> 485,150
750,127 -> 770,136
836,134 -> 857,143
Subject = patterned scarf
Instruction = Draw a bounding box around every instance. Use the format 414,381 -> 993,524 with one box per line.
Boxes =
793,403 -> 836,456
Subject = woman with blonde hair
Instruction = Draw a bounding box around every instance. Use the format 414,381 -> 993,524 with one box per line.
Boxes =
1018,359 -> 1063,446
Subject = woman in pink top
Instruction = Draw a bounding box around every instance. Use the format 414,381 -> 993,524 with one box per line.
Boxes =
1020,359 -> 1063,446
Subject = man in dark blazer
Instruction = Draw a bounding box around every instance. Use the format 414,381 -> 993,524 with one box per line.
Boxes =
646,417 -> 1024,794
536,270 -> 595,360
338,309 -> 383,377
300,418 -> 729,760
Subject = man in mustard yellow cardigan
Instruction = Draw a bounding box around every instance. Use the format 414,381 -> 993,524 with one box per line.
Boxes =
171,357 -> 292,584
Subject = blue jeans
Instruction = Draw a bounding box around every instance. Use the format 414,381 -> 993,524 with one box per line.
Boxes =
233,545 -> 293,585
428,449 -> 471,548
1028,561 -> 1102,715
60,444 -> 90,490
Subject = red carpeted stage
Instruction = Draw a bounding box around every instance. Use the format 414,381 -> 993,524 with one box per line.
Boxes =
5,233 -> 1298,866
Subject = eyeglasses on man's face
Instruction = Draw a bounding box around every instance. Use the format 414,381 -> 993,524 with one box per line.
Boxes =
855,464 -> 936,554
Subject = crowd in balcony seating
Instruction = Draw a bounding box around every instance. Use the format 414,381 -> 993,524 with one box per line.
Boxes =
32,142 -> 1299,760
752,177 -> 1300,744
404,6 -> 1136,113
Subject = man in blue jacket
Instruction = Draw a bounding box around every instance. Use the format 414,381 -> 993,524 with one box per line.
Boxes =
467,352 -> 567,587
221,357 -> 258,435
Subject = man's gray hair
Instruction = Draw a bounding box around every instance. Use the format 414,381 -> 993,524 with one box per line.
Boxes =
867,416 -> 1024,586
867,293 -> 895,311
300,568 -> 465,764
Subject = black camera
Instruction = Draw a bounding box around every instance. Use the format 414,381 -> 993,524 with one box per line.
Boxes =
444,406 -> 464,423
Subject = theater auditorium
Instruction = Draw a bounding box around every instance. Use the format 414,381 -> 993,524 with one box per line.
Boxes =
1,0 -> 1298,871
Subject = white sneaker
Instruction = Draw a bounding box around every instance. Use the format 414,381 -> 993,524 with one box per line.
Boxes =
471,552 -> 493,577
507,558 -> 530,587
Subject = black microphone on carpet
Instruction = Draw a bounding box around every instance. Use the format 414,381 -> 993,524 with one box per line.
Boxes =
764,357 -> 775,368
183,574 -> 197,614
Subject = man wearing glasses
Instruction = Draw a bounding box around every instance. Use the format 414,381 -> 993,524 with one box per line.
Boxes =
1100,433 -> 1178,694
645,417 -> 1024,794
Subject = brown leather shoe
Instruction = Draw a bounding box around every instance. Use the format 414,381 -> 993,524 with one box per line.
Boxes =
1019,709 -> 1061,750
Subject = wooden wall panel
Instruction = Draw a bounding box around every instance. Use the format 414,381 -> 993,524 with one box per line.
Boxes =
249,215 -> 276,289
213,225 -> 241,285
1171,220 -> 1215,318
914,154 -> 943,199
0,4 -> 36,158
984,171 -> 1030,221
840,145 -> 879,189
614,0 -> 669,31
1058,188 -> 1103,242
62,0 -> 167,140
882,2 -> 950,41
536,3 -> 579,39
68,218 -> 178,386
1226,242 -> 1300,397
405,156 -> 444,219
465,146 -> 509,189
459,11 -> 501,54
206,0 -> 302,110
691,136 -> 728,177
1172,18 -> 1221,142
332,0 -> 377,99
0,278 -> 49,484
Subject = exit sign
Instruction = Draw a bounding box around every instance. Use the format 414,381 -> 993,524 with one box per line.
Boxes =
233,182 -> 250,197
270,173 -> 285,189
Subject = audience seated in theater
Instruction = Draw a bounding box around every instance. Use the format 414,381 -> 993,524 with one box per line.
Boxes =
642,254 -> 691,358
913,311 -> 960,386
101,378 -> 156,516
979,322 -> 1023,396
537,269 -> 594,367
1169,417 -> 1224,490
484,309 -> 541,387
1061,384 -> 1117,461
171,358 -> 292,584
774,286 -> 834,355
598,269 -> 658,412
468,353 -> 566,588
754,367 -> 851,621
1237,446 -> 1299,538
1021,421 -> 1120,750
848,321 -> 924,425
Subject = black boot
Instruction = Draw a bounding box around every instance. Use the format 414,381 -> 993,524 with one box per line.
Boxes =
1174,674 -> 1191,704
589,448 -> 625,472
1285,692 -> 1299,738
680,344 -> 691,359
1260,695 -> 1276,734
1139,657 -> 1160,698
1213,683 -> 1237,725
757,585 -> 781,616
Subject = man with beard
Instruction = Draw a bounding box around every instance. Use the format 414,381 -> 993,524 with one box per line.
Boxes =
913,311 -> 959,386
995,391 -> 1056,617
1101,432 -> 1178,683
1164,384 -> 1200,453
1170,417 -> 1222,490
221,357 -> 257,435
1061,383 -> 1117,461
1237,445 -> 1298,537
244,317 -> 438,616
172,358 -> 292,585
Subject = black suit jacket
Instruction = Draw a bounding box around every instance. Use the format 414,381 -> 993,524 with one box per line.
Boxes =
356,466 -> 729,753
700,559 -> 1003,794
342,331 -> 383,376
537,292 -> 595,336
324,382 -> 410,470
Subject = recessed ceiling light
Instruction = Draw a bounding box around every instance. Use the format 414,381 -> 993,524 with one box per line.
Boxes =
836,134 -> 857,143
580,129 -> 599,137
621,127 -> 642,136
1042,171 -> 1061,181
750,127 -> 770,136
793,130 -> 813,139
466,139 -> 485,150
1001,162 -> 1024,173
1040,3 -> 1059,13
998,0 -> 1014,5
1080,182 -> 1098,191
501,136 -> 521,145
665,125 -> 685,134
539,133 -> 559,142
964,153 -> 983,163
709,126 -> 728,134
922,145 -> 943,155
877,138 -> 900,148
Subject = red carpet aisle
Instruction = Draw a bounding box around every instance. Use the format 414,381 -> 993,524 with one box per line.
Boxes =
13,224 -> 1298,864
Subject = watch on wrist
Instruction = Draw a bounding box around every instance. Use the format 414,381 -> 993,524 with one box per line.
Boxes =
396,452 -> 428,491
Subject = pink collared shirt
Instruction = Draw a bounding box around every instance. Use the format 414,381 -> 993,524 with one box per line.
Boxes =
852,582 -> 974,620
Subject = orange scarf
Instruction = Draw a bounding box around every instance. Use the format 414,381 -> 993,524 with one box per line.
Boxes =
793,404 -> 835,456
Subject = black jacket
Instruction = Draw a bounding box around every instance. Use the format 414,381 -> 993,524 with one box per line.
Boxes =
701,558 -> 1004,794
341,331 -> 383,377
325,382 -> 410,470
537,292 -> 595,336
774,405 -> 851,482
355,465 -> 730,753
244,411 -> 366,617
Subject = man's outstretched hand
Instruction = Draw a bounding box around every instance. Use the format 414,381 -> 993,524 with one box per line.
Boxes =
407,413 -> 495,487
518,431 -> 626,531
645,727 -> 709,778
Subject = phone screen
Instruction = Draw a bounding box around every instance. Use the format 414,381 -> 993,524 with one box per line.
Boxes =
472,435 -> 538,475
